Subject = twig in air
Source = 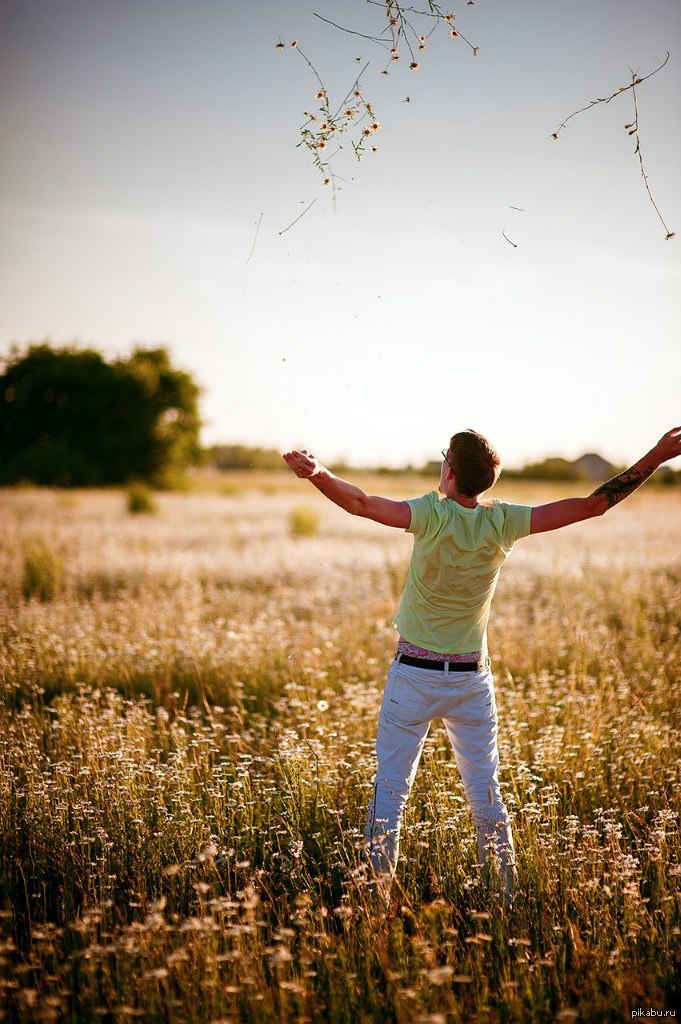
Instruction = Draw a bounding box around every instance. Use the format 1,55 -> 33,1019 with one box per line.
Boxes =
502,229 -> 517,248
550,52 -> 670,138
509,205 -> 524,212
313,12 -> 389,47
550,52 -> 673,239
244,212 -> 264,266
279,198 -> 318,236
630,75 -> 675,240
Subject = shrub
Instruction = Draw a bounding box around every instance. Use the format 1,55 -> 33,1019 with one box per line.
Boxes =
21,535 -> 63,601
289,505 -> 320,538
127,484 -> 157,515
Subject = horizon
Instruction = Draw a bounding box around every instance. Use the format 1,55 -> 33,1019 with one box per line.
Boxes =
206,440 -> 634,475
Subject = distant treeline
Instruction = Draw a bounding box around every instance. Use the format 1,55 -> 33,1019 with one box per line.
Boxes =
209,445 -> 426,475
209,446 -> 681,485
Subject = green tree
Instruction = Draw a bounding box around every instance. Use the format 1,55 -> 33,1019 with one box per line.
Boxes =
119,347 -> 203,487
0,343 -> 201,487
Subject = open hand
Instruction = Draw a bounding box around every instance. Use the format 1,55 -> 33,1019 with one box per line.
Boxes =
282,449 -> 323,479
653,426 -> 681,464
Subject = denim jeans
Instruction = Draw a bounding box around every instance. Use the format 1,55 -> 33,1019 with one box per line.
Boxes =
364,654 -> 517,906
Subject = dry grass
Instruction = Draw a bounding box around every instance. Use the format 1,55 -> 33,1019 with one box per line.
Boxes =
0,478 -> 679,1022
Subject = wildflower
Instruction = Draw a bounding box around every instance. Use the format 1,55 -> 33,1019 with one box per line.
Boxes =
317,699 -> 329,711
419,44 -> 426,51
269,947 -> 293,966
319,122 -> 328,131
354,89 -> 362,97
317,139 -> 328,149
371,146 -> 378,153
275,42 -> 285,50
290,40 -> 299,48
344,108 -> 355,118
362,127 -> 372,137
315,90 -> 325,99
449,28 -> 459,38
371,121 -> 381,131
419,34 -> 426,42
323,178 -> 331,186
472,46 -> 480,56
409,62 -> 420,71
426,965 -> 454,985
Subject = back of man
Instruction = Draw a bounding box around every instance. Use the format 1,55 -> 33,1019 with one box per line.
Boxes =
394,491 -> 533,655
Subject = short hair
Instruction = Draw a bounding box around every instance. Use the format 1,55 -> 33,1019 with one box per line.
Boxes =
446,429 -> 501,496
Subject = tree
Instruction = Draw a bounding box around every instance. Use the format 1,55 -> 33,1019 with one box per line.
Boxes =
0,343 -> 202,487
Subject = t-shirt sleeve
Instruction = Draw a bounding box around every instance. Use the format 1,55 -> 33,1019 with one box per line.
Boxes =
405,492 -> 438,539
499,501 -> 533,550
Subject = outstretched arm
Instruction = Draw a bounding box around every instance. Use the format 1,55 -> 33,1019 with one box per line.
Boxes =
282,449 -> 411,529
529,426 -> 681,535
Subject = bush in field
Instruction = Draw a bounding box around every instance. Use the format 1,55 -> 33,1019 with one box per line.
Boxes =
289,505 -> 320,538
127,484 -> 157,515
21,535 -> 63,601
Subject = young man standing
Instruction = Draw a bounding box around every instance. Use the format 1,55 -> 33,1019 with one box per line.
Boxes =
283,426 -> 681,910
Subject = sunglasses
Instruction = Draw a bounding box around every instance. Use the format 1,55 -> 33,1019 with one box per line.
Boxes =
441,449 -> 453,470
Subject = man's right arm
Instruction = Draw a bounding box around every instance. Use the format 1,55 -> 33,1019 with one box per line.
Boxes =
529,426 -> 681,535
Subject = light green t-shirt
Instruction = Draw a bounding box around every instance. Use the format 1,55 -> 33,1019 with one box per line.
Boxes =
393,491 -> 533,654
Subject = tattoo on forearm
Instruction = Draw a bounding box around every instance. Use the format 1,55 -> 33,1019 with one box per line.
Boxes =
591,464 -> 656,509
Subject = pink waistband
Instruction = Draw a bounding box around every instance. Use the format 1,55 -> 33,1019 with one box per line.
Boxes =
397,637 -> 485,663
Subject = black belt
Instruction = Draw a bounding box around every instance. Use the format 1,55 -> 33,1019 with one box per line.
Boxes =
397,653 -> 484,672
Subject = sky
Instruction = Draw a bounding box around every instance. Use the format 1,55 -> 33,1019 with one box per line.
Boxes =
1,0 -> 680,469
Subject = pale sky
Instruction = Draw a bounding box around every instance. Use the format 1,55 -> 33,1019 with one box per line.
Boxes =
1,0 -> 680,469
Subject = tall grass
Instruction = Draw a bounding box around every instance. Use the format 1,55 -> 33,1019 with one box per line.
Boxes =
0,483 -> 679,1021
127,483 -> 157,514
20,534 -> 63,601
289,505 -> 320,538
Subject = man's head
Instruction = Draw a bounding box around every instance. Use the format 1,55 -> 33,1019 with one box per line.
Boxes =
443,429 -> 501,497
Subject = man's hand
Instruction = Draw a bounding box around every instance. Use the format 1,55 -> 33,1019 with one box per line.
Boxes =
282,449 -> 323,479
281,448 -> 411,528
651,426 -> 681,465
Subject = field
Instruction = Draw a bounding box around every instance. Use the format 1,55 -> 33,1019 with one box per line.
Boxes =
1,475 -> 680,1023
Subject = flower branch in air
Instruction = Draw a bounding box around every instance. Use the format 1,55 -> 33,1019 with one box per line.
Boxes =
551,52 -> 674,239
277,0 -> 479,187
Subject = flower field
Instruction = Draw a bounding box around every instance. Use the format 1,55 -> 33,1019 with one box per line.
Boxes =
1,478 -> 679,1022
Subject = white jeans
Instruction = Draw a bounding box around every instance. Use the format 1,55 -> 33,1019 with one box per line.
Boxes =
364,654 -> 517,906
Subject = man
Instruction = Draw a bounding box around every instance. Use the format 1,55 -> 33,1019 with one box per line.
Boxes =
283,426 -> 681,911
